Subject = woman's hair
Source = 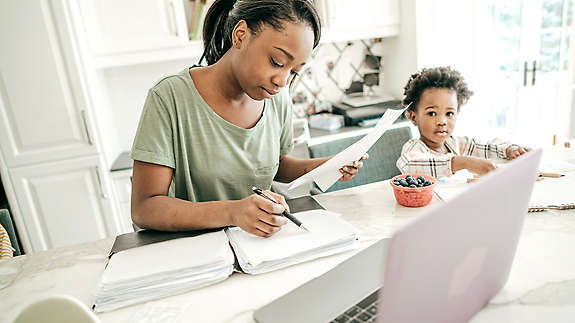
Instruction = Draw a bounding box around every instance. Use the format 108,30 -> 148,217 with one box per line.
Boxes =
402,66 -> 474,112
200,0 -> 321,65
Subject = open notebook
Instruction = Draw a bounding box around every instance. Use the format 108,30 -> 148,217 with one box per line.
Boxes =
93,196 -> 359,312
435,159 -> 575,210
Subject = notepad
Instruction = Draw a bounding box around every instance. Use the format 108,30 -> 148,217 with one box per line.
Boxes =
434,166 -> 575,210
227,209 -> 359,274
93,197 -> 359,312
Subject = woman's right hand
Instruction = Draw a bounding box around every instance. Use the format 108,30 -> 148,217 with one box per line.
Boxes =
452,156 -> 496,176
230,192 -> 288,238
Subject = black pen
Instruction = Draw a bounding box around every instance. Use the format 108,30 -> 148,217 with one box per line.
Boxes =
251,186 -> 309,232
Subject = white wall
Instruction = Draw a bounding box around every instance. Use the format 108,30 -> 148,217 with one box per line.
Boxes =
380,0 -> 418,100
95,57 -> 200,167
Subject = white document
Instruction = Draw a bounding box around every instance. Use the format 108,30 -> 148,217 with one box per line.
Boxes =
225,209 -> 359,274
288,106 -> 407,192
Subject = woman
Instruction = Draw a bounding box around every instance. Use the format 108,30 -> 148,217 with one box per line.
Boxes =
130,0 -> 366,237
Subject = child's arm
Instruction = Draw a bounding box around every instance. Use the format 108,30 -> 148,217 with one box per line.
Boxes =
397,139 -> 498,177
457,136 -> 512,160
505,145 -> 532,160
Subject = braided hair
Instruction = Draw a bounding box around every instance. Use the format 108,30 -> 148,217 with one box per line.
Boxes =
200,0 -> 321,65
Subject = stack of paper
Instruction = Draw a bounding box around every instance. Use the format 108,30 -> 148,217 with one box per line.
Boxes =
93,230 -> 234,312
226,210 -> 359,274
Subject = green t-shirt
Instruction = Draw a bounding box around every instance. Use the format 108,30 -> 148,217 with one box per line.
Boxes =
130,68 -> 294,202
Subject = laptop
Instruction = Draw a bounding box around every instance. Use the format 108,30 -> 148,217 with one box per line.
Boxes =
254,149 -> 542,323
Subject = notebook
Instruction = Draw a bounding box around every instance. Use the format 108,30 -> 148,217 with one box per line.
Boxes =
93,196 -> 359,312
435,159 -> 575,211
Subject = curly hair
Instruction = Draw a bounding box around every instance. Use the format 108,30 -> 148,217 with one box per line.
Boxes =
402,66 -> 474,112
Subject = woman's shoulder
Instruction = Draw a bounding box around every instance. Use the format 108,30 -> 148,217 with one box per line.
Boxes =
149,69 -> 193,95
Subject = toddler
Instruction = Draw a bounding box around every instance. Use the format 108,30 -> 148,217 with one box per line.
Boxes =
396,66 -> 530,178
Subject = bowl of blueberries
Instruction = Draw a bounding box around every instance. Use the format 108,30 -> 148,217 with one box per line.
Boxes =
390,174 -> 437,207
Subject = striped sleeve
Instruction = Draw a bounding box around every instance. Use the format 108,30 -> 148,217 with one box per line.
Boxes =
457,136 -> 512,160
396,139 -> 454,178
0,224 -> 14,258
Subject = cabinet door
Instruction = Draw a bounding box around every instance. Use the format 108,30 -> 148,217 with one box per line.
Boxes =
77,0 -> 189,55
0,0 -> 97,167
111,170 -> 134,233
10,155 -> 116,252
320,0 -> 400,41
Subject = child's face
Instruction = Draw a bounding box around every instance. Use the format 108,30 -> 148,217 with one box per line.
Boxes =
408,88 -> 458,150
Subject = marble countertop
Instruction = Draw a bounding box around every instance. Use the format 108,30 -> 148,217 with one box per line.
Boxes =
2,147 -> 575,323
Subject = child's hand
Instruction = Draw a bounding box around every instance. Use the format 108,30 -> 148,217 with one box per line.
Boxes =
452,156 -> 496,176
231,192 -> 288,238
506,145 -> 532,160
339,154 -> 369,181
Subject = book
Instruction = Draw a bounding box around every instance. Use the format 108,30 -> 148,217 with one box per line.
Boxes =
93,196 -> 359,312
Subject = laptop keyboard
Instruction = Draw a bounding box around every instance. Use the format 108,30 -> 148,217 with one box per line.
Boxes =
331,290 -> 379,323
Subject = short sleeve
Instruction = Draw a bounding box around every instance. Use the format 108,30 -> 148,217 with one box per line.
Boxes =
130,89 -> 175,168
279,89 -> 294,156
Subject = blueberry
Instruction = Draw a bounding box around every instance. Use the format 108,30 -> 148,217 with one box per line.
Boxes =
409,184 -> 417,188
417,176 -> 425,182
405,175 -> 413,180
399,179 -> 408,186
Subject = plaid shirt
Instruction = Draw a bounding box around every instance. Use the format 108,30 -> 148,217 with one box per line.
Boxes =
396,136 -> 513,178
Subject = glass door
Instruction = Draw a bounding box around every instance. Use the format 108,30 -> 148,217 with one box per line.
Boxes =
461,0 -> 574,146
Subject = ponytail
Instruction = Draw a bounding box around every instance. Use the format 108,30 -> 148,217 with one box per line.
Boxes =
199,0 -> 322,66
199,0 -> 236,66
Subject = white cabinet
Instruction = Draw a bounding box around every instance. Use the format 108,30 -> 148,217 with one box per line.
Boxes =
9,156 -> 117,251
73,0 -> 400,68
316,0 -> 400,43
76,0 -> 189,56
0,0 -> 125,253
0,0 -> 96,167
110,169 -> 133,231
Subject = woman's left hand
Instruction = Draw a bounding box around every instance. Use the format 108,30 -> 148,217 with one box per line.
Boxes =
339,154 -> 369,181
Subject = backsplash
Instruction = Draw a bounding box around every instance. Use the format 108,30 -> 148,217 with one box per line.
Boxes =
290,38 -> 388,118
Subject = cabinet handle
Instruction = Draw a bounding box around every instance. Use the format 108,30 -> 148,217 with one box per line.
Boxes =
95,166 -> 108,199
523,61 -> 528,87
81,110 -> 93,145
531,60 -> 536,86
167,0 -> 179,37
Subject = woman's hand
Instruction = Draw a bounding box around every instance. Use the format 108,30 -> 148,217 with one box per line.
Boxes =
506,145 -> 532,160
230,191 -> 289,238
339,153 -> 369,181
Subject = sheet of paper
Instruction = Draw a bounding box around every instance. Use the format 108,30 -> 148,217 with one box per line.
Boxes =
226,209 -> 358,266
288,106 -> 407,192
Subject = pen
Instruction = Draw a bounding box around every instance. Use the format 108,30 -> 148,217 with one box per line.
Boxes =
251,186 -> 309,232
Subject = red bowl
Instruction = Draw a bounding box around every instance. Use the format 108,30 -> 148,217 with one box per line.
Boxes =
390,174 -> 437,207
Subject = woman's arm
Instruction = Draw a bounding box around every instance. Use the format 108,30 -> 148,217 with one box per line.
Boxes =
131,161 -> 288,237
273,155 -> 329,183
274,155 -> 366,183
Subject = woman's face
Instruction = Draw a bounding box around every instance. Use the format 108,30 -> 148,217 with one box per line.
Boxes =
231,20 -> 314,100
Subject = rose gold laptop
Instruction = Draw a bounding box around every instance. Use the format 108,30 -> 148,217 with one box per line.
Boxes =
254,149 -> 542,323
